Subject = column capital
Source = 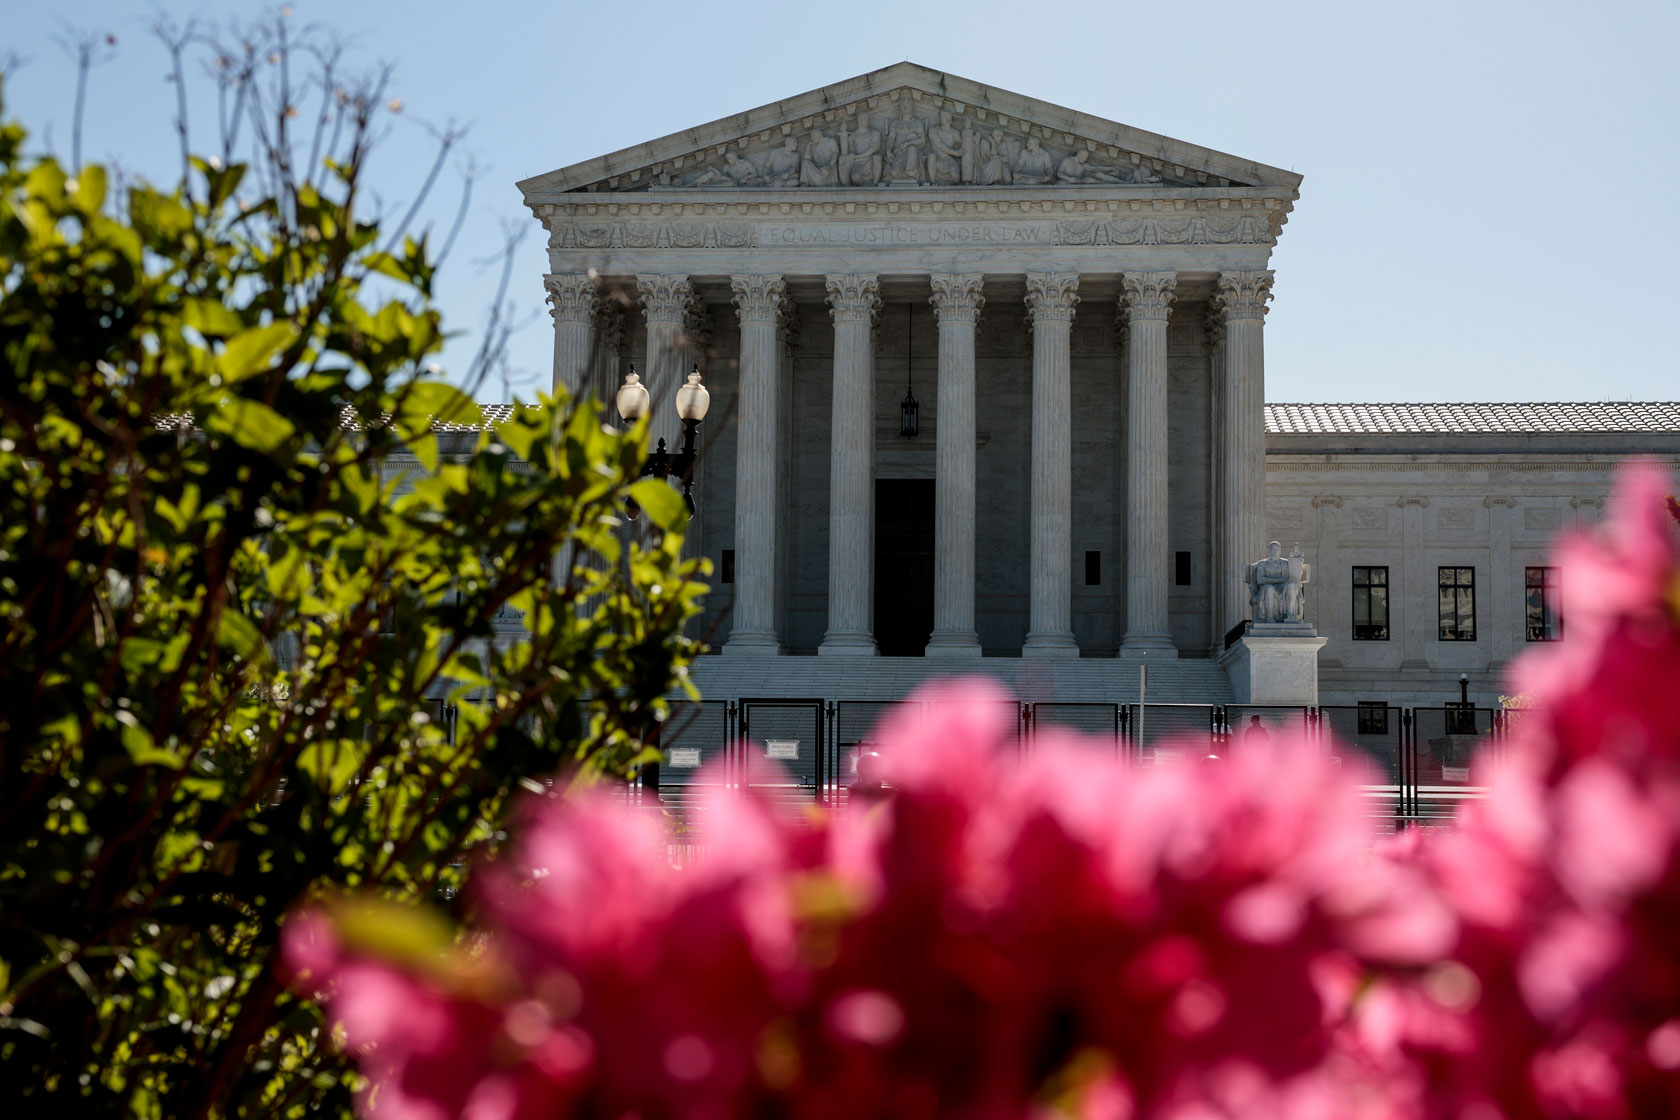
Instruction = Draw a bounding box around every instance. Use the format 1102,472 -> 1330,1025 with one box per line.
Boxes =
635,274 -> 694,323
929,273 -> 986,325
1024,272 -> 1080,323
544,273 -> 599,325
1213,270 -> 1275,322
825,274 -> 881,325
730,275 -> 787,324
1120,271 -> 1178,322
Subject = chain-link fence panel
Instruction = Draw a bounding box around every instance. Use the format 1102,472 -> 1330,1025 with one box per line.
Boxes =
737,699 -> 826,820
1223,705 -> 1311,752
1318,705 -> 1406,826
1411,706 -> 1498,823
1128,703 -> 1216,764
1031,703 -> 1124,758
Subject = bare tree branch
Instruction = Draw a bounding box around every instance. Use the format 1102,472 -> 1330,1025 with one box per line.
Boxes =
55,27 -> 116,174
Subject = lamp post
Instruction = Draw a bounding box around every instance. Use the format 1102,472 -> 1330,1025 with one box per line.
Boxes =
616,362 -> 711,519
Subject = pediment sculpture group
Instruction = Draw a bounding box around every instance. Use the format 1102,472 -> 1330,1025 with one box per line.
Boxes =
1246,542 -> 1311,625
675,102 -> 1164,190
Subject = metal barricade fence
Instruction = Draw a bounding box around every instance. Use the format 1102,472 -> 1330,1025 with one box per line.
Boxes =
609,695 -> 1532,860
1126,703 -> 1218,764
1409,706 -> 1500,823
737,698 -> 828,816
653,699 -> 736,833
1029,702 -> 1124,758
1317,705 -> 1408,827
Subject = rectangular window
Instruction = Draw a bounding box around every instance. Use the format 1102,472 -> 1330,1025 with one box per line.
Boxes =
1525,566 -> 1561,641
1175,551 -> 1192,586
1084,551 -> 1101,586
1446,701 -> 1478,736
720,549 -> 736,584
1356,701 -> 1389,736
1351,566 -> 1389,641
1438,566 -> 1476,641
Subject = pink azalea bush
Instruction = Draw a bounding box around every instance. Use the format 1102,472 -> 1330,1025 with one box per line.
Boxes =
284,466 -> 1680,1119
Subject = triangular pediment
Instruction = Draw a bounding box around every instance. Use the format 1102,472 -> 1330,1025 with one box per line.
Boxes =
518,63 -> 1301,200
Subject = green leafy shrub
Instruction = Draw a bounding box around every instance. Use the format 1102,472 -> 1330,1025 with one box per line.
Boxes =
0,71 -> 704,1116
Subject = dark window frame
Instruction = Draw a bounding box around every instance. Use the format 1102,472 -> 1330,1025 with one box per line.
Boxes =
1356,701 -> 1390,736
1438,566 -> 1477,641
1524,565 -> 1562,642
1351,566 -> 1389,641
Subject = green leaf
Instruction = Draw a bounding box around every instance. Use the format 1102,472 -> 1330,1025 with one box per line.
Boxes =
71,165 -> 107,213
297,739 -> 369,794
183,298 -> 245,339
206,397 -> 296,454
215,609 -> 266,662
120,716 -> 185,769
219,323 -> 297,383
629,478 -> 687,531
396,381 -> 482,439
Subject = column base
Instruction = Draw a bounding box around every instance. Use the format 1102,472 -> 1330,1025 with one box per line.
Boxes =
1022,630 -> 1079,658
924,630 -> 982,657
1119,632 -> 1180,660
723,629 -> 783,656
818,630 -> 878,656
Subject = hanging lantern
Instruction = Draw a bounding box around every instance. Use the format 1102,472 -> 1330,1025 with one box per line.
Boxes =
901,303 -> 919,437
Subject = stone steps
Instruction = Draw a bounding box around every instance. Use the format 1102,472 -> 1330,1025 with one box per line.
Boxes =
685,655 -> 1234,705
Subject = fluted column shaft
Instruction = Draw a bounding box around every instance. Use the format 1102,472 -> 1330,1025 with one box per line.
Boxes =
724,276 -> 787,655
545,274 -> 599,398
926,275 -> 985,656
635,275 -> 694,461
1121,272 -> 1178,657
819,275 -> 881,656
1023,273 -> 1080,658
1216,271 -> 1273,638
1206,316 -> 1227,651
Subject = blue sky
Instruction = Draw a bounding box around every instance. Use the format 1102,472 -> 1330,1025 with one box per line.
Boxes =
8,0 -> 1677,403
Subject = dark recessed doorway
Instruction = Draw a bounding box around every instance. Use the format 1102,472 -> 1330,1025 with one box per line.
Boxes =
874,479 -> 935,656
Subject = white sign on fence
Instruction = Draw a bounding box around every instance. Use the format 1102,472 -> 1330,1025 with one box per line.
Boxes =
667,748 -> 702,768
765,740 -> 799,761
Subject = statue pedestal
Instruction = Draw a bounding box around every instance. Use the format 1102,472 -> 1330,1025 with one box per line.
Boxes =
1219,628 -> 1328,706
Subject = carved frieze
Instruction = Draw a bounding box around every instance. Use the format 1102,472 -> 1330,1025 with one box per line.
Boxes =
546,212 -> 1278,252
594,93 -> 1197,194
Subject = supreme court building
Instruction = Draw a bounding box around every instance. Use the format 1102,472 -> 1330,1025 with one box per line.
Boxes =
518,63 -> 1680,710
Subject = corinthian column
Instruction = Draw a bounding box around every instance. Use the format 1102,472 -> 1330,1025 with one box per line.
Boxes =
1121,271 -> 1178,658
545,273 -> 599,397
925,274 -> 985,656
634,275 -> 694,459
724,275 -> 787,655
1023,273 -> 1080,658
819,274 -> 881,656
1215,270 -> 1273,639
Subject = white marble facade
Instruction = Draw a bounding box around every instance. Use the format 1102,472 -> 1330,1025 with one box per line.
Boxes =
521,63 -> 1680,706
522,63 -> 1296,670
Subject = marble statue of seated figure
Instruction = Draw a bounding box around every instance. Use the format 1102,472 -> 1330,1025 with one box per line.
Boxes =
800,128 -> 839,187
1012,135 -> 1054,184
1246,541 -> 1309,624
